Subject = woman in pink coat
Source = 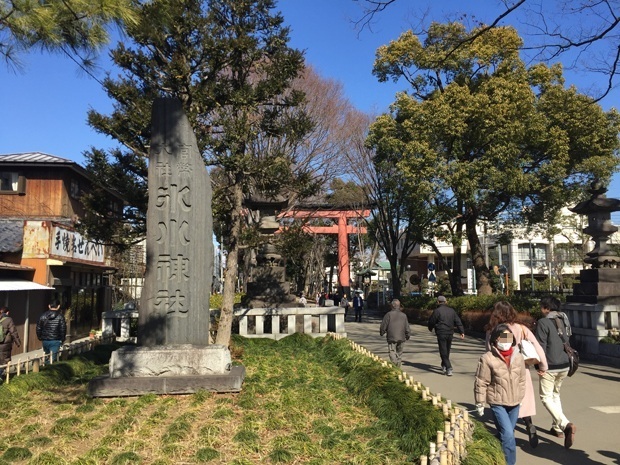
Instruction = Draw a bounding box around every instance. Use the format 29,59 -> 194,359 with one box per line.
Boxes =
485,301 -> 548,448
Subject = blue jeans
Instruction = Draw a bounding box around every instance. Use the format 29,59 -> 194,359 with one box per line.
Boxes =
42,340 -> 62,364
491,404 -> 520,465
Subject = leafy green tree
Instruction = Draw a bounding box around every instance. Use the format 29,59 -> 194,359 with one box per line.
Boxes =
369,22 -> 620,295
83,0 -> 318,344
0,0 -> 136,67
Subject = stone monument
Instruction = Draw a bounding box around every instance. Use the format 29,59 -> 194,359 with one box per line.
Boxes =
563,180 -> 620,355
89,98 -> 245,396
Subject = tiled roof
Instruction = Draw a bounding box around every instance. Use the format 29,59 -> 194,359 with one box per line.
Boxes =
0,220 -> 24,253
0,152 -> 74,164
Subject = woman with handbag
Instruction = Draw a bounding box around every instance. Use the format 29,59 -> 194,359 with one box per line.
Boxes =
485,301 -> 548,448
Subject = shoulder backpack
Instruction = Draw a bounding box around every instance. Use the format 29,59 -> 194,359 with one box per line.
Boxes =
553,316 -> 579,377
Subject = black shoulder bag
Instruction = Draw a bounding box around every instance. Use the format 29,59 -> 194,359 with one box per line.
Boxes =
553,317 -> 579,377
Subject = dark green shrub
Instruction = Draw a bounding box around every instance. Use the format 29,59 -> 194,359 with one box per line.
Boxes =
318,337 -> 444,457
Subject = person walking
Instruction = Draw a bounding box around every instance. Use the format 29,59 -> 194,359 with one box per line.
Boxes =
428,295 -> 464,376
36,300 -> 67,363
475,324 -> 527,465
0,306 -> 21,378
485,301 -> 548,448
379,299 -> 410,367
535,295 -> 577,449
352,291 -> 364,322
340,294 -> 349,320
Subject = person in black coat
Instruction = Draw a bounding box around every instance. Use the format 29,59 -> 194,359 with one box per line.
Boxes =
36,300 -> 67,363
0,306 -> 21,377
428,295 -> 465,376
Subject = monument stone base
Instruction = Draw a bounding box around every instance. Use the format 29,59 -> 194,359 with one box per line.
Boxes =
88,344 -> 245,397
563,267 -> 620,356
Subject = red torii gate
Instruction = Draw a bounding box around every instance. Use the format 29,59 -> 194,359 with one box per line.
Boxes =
279,208 -> 370,296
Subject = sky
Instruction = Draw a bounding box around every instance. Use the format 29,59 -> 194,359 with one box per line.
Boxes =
2,0 -> 620,204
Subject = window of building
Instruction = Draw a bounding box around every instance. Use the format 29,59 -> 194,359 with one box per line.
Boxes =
0,171 -> 25,193
518,243 -> 547,267
554,243 -> 583,266
70,179 -> 80,199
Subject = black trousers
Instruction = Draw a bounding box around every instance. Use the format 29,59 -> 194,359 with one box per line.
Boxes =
436,333 -> 454,370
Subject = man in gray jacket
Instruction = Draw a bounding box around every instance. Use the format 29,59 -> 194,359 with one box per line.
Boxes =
379,299 -> 410,367
535,296 -> 576,449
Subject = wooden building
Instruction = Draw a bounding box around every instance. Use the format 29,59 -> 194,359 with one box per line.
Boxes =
0,153 -> 123,352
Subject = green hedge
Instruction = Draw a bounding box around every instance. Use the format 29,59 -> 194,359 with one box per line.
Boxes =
401,294 -> 547,317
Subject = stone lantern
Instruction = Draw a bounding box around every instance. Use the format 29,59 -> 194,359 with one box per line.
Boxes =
564,181 -> 620,356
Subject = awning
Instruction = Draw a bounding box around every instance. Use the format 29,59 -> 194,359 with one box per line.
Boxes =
0,280 -> 55,291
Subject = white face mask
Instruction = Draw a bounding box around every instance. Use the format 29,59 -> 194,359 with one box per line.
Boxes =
497,342 -> 512,351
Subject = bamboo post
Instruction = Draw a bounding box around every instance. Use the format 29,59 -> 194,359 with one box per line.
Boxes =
436,431 -> 444,444
33,359 -> 40,373
420,456 -> 428,465
444,421 -> 451,434
440,450 -> 447,465
429,442 -> 436,460
25,357 -> 29,374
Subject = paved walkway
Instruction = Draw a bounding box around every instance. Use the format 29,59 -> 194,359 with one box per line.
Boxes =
346,309 -> 620,465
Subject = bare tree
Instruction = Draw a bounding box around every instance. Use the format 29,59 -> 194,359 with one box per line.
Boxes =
354,0 -> 620,99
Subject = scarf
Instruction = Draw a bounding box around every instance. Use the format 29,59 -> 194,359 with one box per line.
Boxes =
498,346 -> 514,366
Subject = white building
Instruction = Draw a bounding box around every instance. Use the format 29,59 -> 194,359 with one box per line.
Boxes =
401,210 -> 600,294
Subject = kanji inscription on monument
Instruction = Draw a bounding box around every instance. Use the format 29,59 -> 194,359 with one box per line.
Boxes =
139,98 -> 213,345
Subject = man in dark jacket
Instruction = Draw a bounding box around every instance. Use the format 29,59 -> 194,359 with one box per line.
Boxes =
379,299 -> 410,367
36,300 -> 67,363
428,295 -> 464,376
352,292 -> 364,322
0,306 -> 21,377
535,296 -> 576,449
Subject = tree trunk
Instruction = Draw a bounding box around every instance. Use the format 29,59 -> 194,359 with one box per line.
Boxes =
389,258 -> 402,298
465,214 -> 493,295
215,181 -> 244,346
450,220 -> 465,296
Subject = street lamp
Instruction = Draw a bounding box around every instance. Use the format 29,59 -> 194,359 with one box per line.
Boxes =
529,240 -> 535,291
406,264 -> 411,293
